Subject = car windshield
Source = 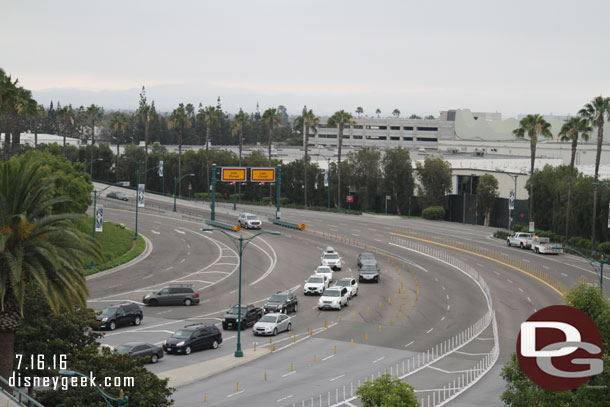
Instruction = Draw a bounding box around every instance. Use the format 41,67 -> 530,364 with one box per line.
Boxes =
308,277 -> 324,283
323,254 -> 339,260
116,345 -> 133,354
247,216 -> 258,220
269,295 -> 287,303
317,268 -> 331,274
360,253 -> 375,259
259,315 -> 277,323
171,329 -> 193,339
116,192 -> 126,197
228,307 -> 247,315
360,265 -> 378,272
335,280 -> 349,286
324,290 -> 341,297
100,307 -> 117,316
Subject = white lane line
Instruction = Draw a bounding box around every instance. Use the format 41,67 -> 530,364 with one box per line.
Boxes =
375,234 -> 383,237
352,234 -> 360,237
374,239 -> 382,242
180,259 -> 186,263
134,329 -> 174,334
164,266 -> 174,271
142,274 -> 153,279
316,247 -> 324,251
440,316 -> 445,321
543,265 -> 550,269
151,230 -> 160,235
187,243 -> 191,249
174,229 -> 186,234
156,310 -> 172,315
476,263 -> 484,267
447,305 -> 450,310
372,356 -> 385,363
518,288 -> 524,293
446,294 -> 449,300
329,374 -> 345,382
187,251 -> 191,256
434,277 -> 439,282
282,371 -> 296,378
405,340 -> 414,348
507,279 -> 513,284
522,259 -> 530,263
561,272 -> 568,277
442,286 -> 446,290
277,395 -> 293,403
226,390 -> 245,398
322,354 -> 335,361
527,297 -> 532,303
224,335 -> 236,341
230,289 -> 237,294
455,351 -> 492,356
426,328 -> 434,334
493,271 -> 500,275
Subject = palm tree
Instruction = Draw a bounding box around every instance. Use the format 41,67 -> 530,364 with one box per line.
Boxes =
85,105 -> 102,178
57,105 -> 75,151
356,107 -> 363,118
109,112 -> 129,182
262,108 -> 282,201
0,69 -> 19,159
559,117 -> 592,245
579,96 -> 610,251
9,86 -> 37,157
31,104 -> 46,149
168,104 -> 192,196
232,109 -> 249,166
327,110 -> 354,209
0,159 -> 100,380
392,109 -> 400,118
375,108 -> 381,118
294,107 -> 319,206
196,105 -> 219,197
513,114 -> 552,224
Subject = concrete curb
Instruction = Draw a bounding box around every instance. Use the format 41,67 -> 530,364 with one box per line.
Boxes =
86,234 -> 153,281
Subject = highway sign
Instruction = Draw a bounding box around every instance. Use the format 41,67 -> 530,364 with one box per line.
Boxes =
221,167 -> 247,182
509,189 -> 515,210
251,168 -> 276,182
138,184 -> 145,208
346,195 -> 354,203
95,205 -> 103,232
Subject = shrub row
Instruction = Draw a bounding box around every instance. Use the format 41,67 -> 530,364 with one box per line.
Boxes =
422,206 -> 445,220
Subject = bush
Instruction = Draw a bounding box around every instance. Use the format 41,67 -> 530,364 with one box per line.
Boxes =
597,242 -> 610,256
262,197 -> 271,205
194,192 -> 221,200
280,197 -> 290,206
494,230 -> 510,240
568,236 -> 592,250
422,206 -> 445,220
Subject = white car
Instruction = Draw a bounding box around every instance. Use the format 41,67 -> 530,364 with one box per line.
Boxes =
238,213 -> 262,229
333,277 -> 358,298
324,246 -> 337,255
321,253 -> 342,270
318,287 -> 350,310
507,232 -> 533,249
252,313 -> 292,336
315,266 -> 334,283
304,274 -> 329,295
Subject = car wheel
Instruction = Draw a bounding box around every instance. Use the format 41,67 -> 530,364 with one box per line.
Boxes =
212,340 -> 219,349
185,346 -> 192,355
151,354 -> 159,364
520,243 -> 524,249
273,328 -> 278,336
148,299 -> 158,306
507,240 -> 511,247
109,321 -> 116,331
346,298 -> 350,307
184,298 -> 193,306
535,248 -> 539,254
287,323 -> 292,332
133,316 -> 141,326
293,304 -> 298,313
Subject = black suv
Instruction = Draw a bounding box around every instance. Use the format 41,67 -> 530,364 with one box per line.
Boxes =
264,291 -> 298,314
163,324 -> 222,355
223,304 -> 264,330
96,302 -> 143,330
143,284 -> 200,306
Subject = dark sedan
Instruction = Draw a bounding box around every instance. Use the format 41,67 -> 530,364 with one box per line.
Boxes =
107,191 -> 129,201
116,342 -> 163,364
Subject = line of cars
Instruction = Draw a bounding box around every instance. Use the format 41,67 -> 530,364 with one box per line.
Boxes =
506,232 -> 562,255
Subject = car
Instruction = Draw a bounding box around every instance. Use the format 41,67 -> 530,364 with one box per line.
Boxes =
263,291 -> 298,314
143,284 -> 200,306
107,191 -> 128,201
163,323 -> 222,355
357,252 -> 377,268
222,304 -> 264,330
333,277 -> 359,298
321,252 -> 342,270
95,302 -> 143,331
252,313 -> 292,336
531,237 -> 563,254
304,274 -> 329,295
324,246 -> 337,255
238,213 -> 262,229
359,263 -> 380,283
318,287 -> 350,310
315,266 -> 334,283
116,342 -> 164,364
507,232 -> 534,249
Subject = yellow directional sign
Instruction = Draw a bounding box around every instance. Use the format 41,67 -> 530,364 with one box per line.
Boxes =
251,167 -> 276,182
221,167 -> 247,182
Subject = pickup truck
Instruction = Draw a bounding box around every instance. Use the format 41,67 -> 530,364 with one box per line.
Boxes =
507,232 -> 534,249
222,304 -> 264,330
531,237 -> 563,255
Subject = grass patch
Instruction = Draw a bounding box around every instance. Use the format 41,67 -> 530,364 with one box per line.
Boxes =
493,230 -> 510,240
75,217 -> 146,275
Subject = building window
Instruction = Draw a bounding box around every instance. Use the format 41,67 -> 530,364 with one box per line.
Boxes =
326,134 -> 337,139
417,127 -> 438,132
366,136 -> 387,140
365,125 -> 387,130
403,126 -> 414,131
403,137 -> 413,141
390,126 -> 400,130
343,135 -> 350,139
390,136 -> 400,141
353,135 -> 363,139
417,137 -> 437,142
353,124 -> 363,129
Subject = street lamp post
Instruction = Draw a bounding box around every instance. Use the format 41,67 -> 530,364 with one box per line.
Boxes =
85,158 -> 103,179
134,161 -> 142,240
92,181 -> 129,238
174,173 -> 195,212
59,369 -> 128,406
202,227 -> 280,357
560,246 -> 607,290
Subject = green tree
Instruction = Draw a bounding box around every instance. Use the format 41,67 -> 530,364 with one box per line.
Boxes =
559,116 -> 592,245
197,105 -> 220,197
109,112 -> 129,182
375,108 -> 381,118
356,106 -> 363,118
294,107 -> 319,206
57,105 -> 76,150
579,96 -> 610,251
409,114 -> 421,119
513,114 -> 552,224
347,147 -> 381,212
168,103 -> 192,196
356,374 -> 418,407
383,147 -> 414,215
392,108 -> 400,118
476,174 -> 499,226
327,110 -> 354,209
0,159 -> 100,380
232,109 -> 249,166
85,104 -> 103,178
262,107 -> 282,201
416,157 -> 452,208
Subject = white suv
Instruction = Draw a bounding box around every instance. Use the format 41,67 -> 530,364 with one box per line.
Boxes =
238,213 -> 262,229
315,266 -> 334,283
333,277 -> 358,298
318,287 -> 349,310
321,252 -> 342,270
304,274 -> 329,295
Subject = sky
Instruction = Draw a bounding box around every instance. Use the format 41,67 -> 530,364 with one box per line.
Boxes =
2,0 -> 610,117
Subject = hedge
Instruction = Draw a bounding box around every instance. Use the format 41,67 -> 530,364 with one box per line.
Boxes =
422,206 -> 445,220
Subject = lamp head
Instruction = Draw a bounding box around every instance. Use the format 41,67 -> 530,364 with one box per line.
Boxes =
269,231 -> 281,236
201,227 -> 213,232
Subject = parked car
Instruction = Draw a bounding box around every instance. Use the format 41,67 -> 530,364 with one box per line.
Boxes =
304,274 -> 329,295
238,213 -> 262,229
321,252 -> 342,270
163,324 -> 222,355
263,290 -> 298,314
222,304 -> 264,330
143,284 -> 200,306
531,237 -> 563,255
96,302 -> 143,331
333,277 -> 359,298
318,287 -> 350,310
507,232 -> 534,249
252,313 -> 292,336
359,264 -> 380,283
315,266 -> 334,283
107,191 -> 128,201
357,252 -> 377,268
116,342 -> 164,364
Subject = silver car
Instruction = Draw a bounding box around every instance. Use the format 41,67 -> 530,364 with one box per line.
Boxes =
252,313 -> 292,336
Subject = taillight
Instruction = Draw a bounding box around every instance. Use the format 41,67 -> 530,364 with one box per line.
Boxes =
194,292 -> 199,297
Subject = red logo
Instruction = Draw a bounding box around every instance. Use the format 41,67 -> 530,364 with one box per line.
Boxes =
517,305 -> 603,391
346,195 -> 354,203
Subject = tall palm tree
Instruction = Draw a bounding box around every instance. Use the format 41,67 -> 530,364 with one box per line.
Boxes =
579,96 -> 610,251
513,114 -> 552,224
294,107 -> 319,206
375,108 -> 381,118
392,109 -> 400,118
85,104 -> 102,178
168,104 -> 192,196
356,107 -> 363,118
559,117 -> 592,245
232,109 -> 249,166
9,86 -> 37,157
137,100 -> 152,185
109,112 -> 129,182
31,104 -> 46,149
57,105 -> 75,151
0,69 -> 19,159
196,105 -> 219,197
0,159 -> 100,380
262,108 -> 281,201
327,110 -> 354,209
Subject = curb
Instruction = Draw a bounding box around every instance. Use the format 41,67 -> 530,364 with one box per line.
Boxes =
86,234 -> 153,281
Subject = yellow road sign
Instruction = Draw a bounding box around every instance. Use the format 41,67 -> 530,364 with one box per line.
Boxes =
221,167 -> 247,182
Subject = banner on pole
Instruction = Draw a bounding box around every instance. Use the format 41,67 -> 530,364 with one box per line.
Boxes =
509,189 -> 515,210
95,205 -> 104,232
323,169 -> 329,187
138,184 -> 145,208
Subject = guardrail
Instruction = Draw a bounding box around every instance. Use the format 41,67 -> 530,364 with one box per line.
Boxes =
0,375 -> 44,407
268,218 -> 306,230
204,219 -> 239,231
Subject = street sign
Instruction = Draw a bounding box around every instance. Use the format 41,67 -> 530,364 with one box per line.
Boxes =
529,221 -> 535,232
138,184 -> 145,208
221,167 -> 247,182
158,160 -> 164,177
346,195 -> 354,203
251,168 -> 276,182
95,205 -> 104,232
509,189 -> 515,210
386,195 -> 391,200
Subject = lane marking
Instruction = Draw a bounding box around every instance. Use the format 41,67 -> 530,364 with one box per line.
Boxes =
282,371 -> 296,378
405,340 -> 414,348
493,271 -> 500,276
518,288 -> 524,293
329,374 -> 345,382
151,230 -> 160,235
441,286 -> 446,290
372,356 -> 385,363
142,274 -> 153,279
440,316 -> 445,321
375,234 -> 383,237
374,239 -> 382,242
446,294 -> 449,300
322,354 -> 335,361
174,229 -> 186,234
561,272 -> 568,277
156,310 -> 172,315
426,328 -> 434,334
476,263 -> 484,267
455,351 -> 491,356
527,297 -> 532,303
277,395 -> 293,403
427,365 -> 473,374
226,390 -> 245,398
230,289 -> 237,294
164,266 -> 174,271
543,265 -> 550,269
180,259 -> 186,263
507,279 -> 513,284
447,305 -> 450,310
522,259 -> 530,263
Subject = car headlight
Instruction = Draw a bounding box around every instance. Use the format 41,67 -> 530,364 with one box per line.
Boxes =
144,294 -> 151,299
265,327 -> 271,331
102,317 -> 108,322
177,341 -> 185,347
332,300 -> 339,305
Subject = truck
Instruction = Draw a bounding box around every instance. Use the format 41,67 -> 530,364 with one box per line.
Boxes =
222,304 -> 264,330
507,232 -> 534,249
531,237 -> 563,255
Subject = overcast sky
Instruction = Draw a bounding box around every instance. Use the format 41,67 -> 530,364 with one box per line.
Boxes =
2,0 -> 610,117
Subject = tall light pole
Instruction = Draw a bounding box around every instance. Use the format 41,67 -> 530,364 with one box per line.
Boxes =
85,157 -> 103,178
174,173 -> 195,212
92,181 -> 129,238
315,151 -> 332,211
59,369 -> 128,406
202,227 -> 280,357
